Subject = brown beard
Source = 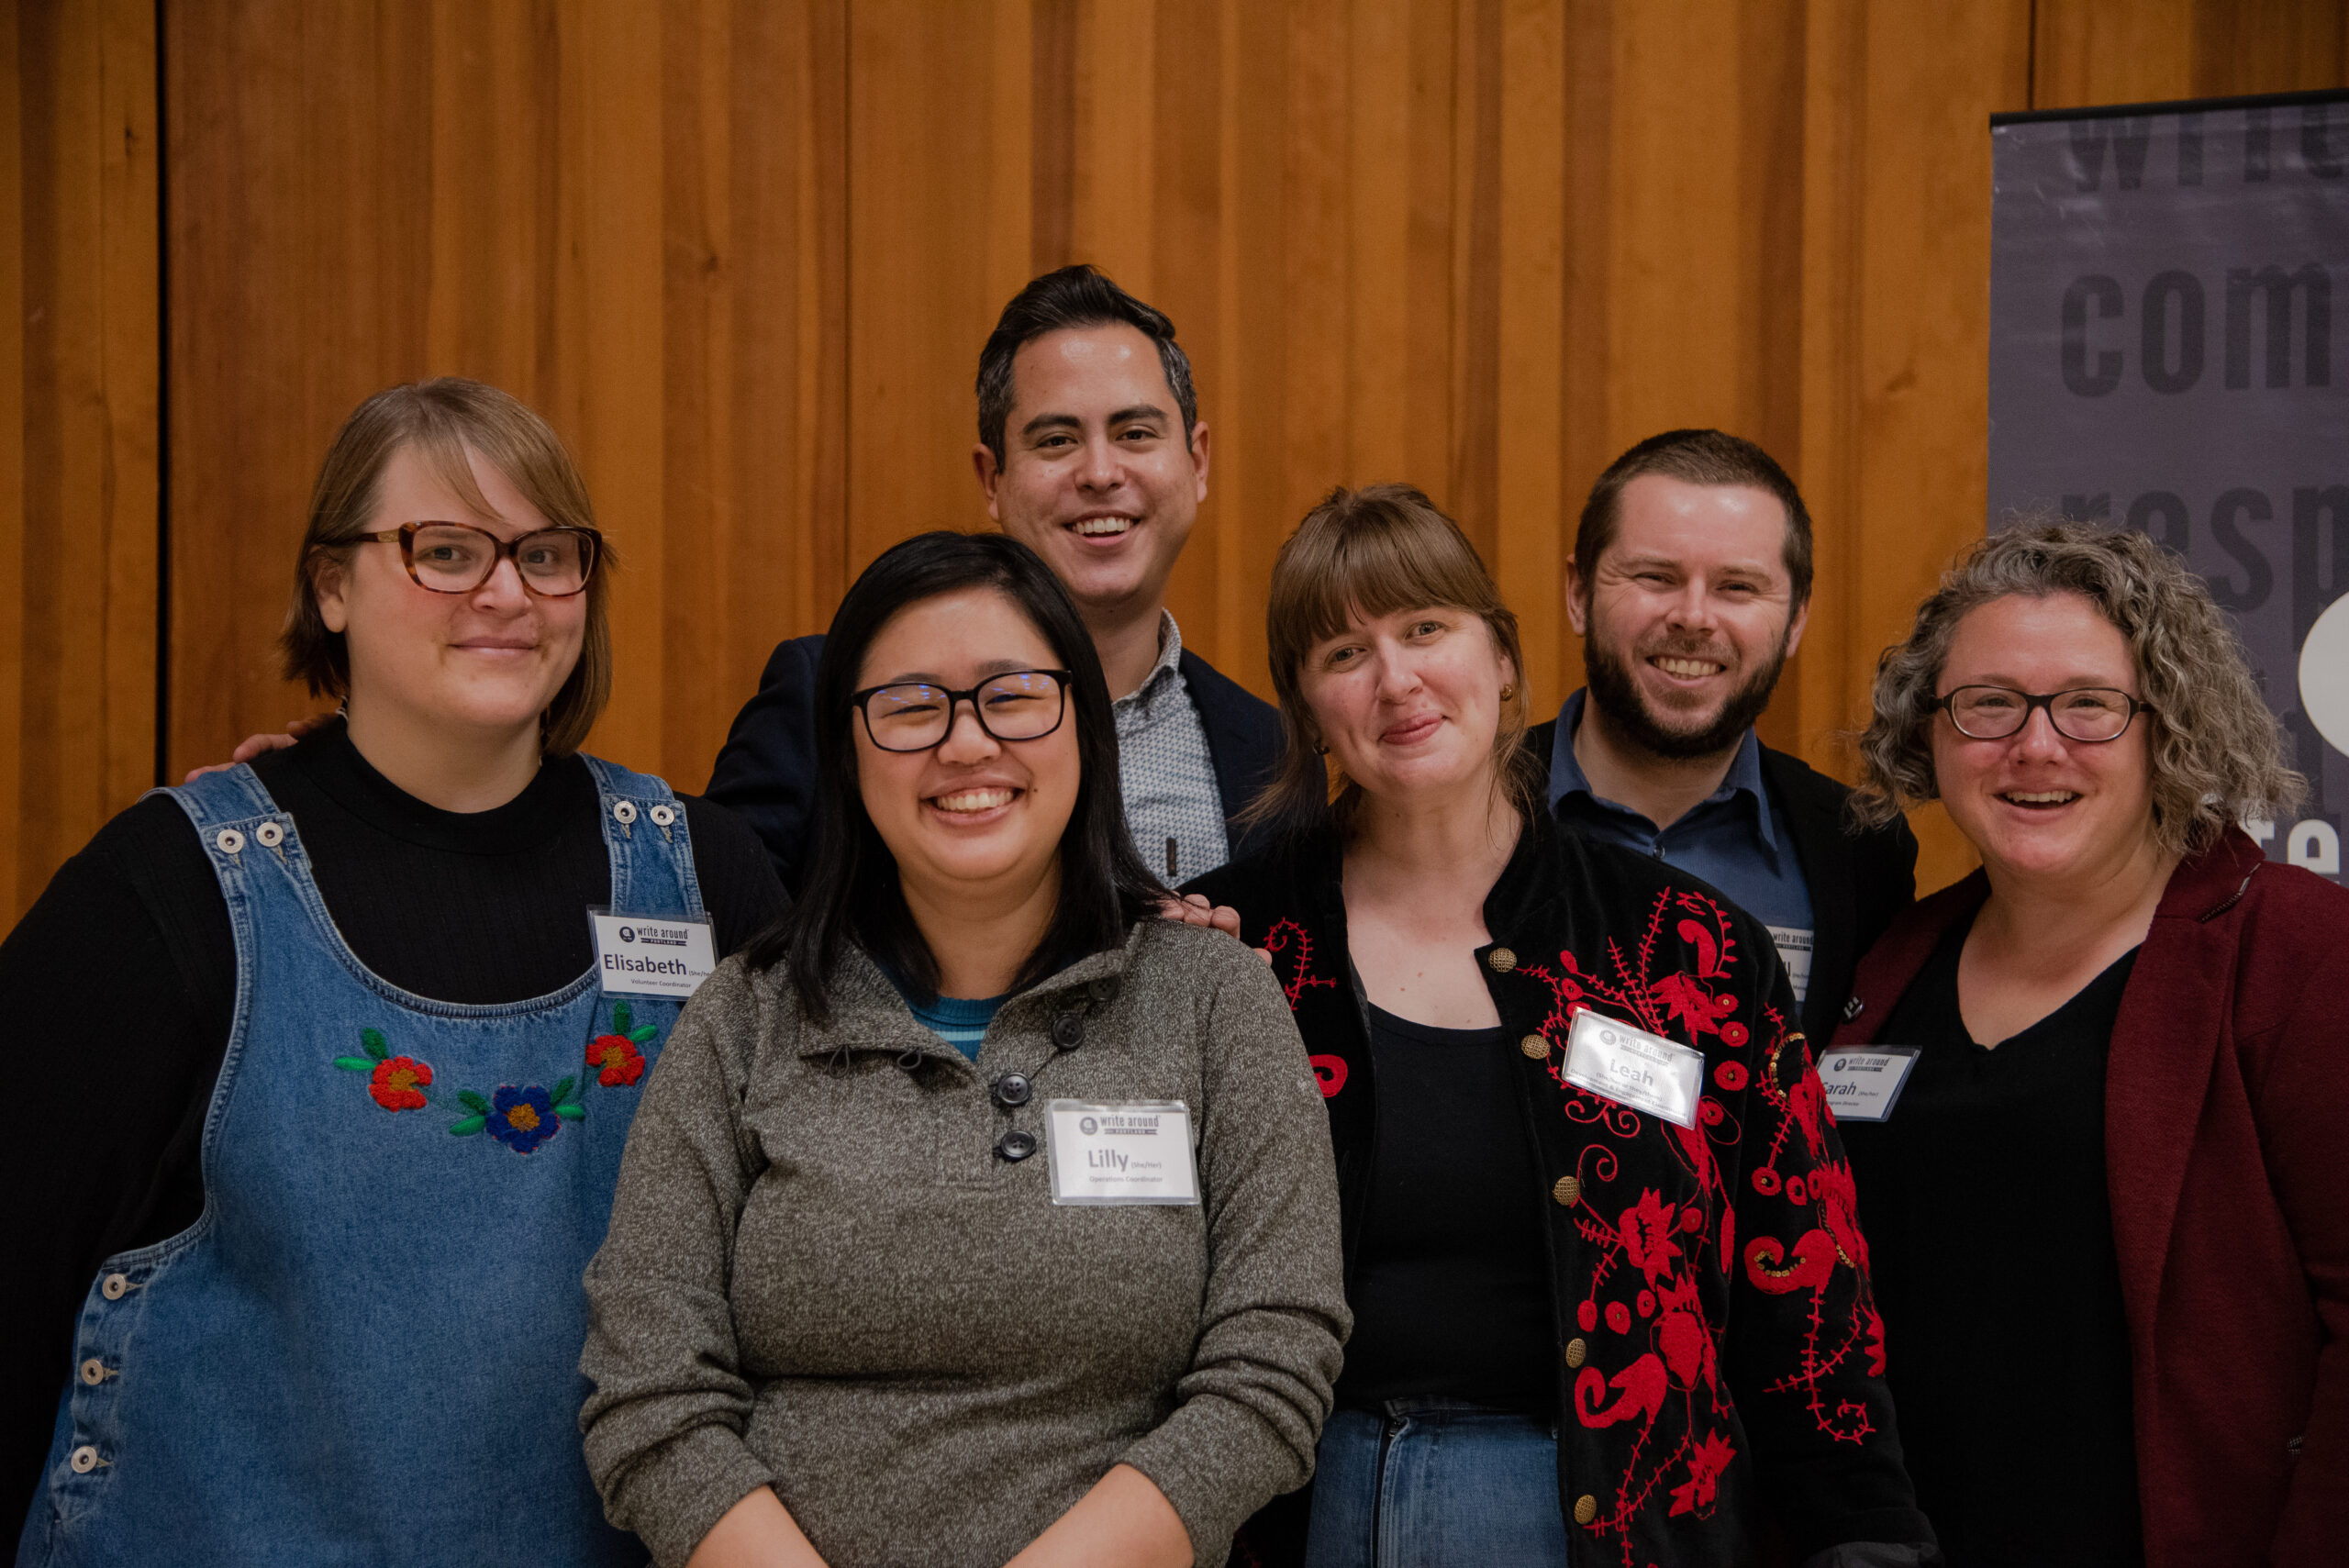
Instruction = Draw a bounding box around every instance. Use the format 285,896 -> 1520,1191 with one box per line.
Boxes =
1583,625 -> 1791,762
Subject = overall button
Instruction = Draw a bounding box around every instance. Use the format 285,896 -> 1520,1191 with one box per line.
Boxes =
213,828 -> 244,855
993,1073 -> 1032,1107
1552,1175 -> 1581,1207
611,800 -> 638,825
1520,1033 -> 1549,1060
1050,1013 -> 1085,1050
1572,1494 -> 1598,1525
68,1446 -> 102,1475
996,1130 -> 1038,1162
78,1359 -> 108,1386
253,820 -> 284,849
100,1273 -> 129,1301
649,803 -> 676,828
1486,947 -> 1517,973
1564,1337 -> 1588,1369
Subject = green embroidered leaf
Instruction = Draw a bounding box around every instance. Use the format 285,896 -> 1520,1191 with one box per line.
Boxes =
554,1102 -> 585,1121
449,1116 -> 487,1137
551,1076 -> 577,1106
361,1028 -> 389,1061
456,1090 -> 491,1116
628,1026 -> 657,1044
612,1002 -> 633,1036
332,1057 -> 374,1072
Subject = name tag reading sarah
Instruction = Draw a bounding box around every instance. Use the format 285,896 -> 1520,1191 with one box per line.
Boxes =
1047,1101 -> 1200,1207
1813,1047 -> 1922,1123
1563,1010 -> 1706,1129
589,910 -> 717,1000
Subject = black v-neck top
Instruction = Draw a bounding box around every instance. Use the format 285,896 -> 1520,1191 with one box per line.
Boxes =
1839,917 -> 2145,1567
1,723 -> 786,1542
1334,1001 -> 1556,1415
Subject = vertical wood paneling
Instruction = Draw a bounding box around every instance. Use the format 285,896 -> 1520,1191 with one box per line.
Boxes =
164,0 -> 846,796
1,0 -> 159,921
14,0 -> 2349,927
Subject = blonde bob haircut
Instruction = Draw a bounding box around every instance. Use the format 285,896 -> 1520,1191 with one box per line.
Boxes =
280,379 -> 614,759
1850,520 -> 2303,856
1247,483 -> 1540,836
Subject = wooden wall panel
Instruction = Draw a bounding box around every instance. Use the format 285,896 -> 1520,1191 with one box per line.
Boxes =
9,0 -> 2346,928
163,0 -> 846,791
0,0 -> 158,921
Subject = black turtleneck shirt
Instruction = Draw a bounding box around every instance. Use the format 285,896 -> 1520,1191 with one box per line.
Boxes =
1,724 -> 786,1540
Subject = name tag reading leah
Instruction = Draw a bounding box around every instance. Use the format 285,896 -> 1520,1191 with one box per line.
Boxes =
1813,1047 -> 1922,1123
1047,1101 -> 1200,1207
1563,1010 -> 1705,1129
589,910 -> 716,1000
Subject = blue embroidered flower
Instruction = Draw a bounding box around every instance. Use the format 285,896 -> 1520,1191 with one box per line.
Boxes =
485,1084 -> 560,1153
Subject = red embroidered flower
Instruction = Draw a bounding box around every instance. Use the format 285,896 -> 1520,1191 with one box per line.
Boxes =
1669,1429 -> 1737,1517
586,1034 -> 646,1088
368,1055 -> 432,1111
1714,1060 -> 1748,1090
1619,1188 -> 1684,1286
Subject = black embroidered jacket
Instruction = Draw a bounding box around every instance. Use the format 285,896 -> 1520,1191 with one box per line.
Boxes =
1185,815 -> 1935,1568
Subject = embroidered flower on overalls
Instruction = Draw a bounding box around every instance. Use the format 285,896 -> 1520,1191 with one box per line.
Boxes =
333,1028 -> 435,1112
485,1085 -> 562,1153
586,1001 -> 659,1087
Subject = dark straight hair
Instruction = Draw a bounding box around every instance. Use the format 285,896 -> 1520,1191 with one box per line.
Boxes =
974,264 -> 1198,467
748,531 -> 1166,1021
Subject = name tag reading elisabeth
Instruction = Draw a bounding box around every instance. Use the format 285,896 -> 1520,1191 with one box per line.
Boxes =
1563,1010 -> 1706,1129
1813,1047 -> 1922,1123
1047,1101 -> 1200,1207
589,910 -> 717,1000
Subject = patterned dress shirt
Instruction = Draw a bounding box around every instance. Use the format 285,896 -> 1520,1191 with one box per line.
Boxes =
1116,612 -> 1230,884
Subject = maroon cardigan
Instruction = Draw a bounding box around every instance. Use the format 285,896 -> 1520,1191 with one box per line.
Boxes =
1831,828 -> 2348,1566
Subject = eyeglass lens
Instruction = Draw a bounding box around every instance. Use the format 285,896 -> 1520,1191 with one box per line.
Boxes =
1946,685 -> 2135,742
410,524 -> 595,595
862,673 -> 1065,751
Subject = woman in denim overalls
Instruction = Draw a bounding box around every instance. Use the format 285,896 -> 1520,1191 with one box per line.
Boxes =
7,380 -> 783,1566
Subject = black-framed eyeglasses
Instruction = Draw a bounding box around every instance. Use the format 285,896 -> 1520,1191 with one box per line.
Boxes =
359,521 -> 602,597
1933,684 -> 2152,743
852,670 -> 1074,752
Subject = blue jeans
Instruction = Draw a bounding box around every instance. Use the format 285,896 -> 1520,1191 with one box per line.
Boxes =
1305,1399 -> 1572,1568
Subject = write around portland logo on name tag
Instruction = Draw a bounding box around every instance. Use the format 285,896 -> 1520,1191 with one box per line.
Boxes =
588,909 -> 716,1000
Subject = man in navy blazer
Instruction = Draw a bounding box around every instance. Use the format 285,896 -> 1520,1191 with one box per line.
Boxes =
707,266 -> 1282,893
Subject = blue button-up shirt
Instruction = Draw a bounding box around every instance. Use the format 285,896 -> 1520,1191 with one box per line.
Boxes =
1547,689 -> 1818,1001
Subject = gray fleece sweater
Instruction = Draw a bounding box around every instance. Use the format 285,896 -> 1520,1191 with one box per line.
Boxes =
579,919 -> 1350,1568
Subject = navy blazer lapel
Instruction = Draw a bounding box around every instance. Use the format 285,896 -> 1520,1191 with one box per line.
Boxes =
1177,649 -> 1285,862
1759,748 -> 1851,1044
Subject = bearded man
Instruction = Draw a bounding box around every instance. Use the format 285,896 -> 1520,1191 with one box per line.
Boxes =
1535,428 -> 1918,1043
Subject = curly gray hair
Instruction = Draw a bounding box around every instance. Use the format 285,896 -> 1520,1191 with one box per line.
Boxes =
1851,522 -> 2304,855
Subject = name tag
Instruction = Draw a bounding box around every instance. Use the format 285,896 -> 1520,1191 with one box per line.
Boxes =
1047,1100 -> 1200,1207
589,910 -> 717,999
1814,1047 -> 1922,1123
1767,925 -> 1814,1004
1563,1010 -> 1705,1129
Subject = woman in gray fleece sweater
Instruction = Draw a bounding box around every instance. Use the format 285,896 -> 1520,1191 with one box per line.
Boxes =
581,533 -> 1349,1568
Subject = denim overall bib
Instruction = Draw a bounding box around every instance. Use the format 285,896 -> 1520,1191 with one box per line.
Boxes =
16,757 -> 701,1568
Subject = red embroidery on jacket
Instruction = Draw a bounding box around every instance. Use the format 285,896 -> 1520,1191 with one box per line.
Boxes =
1264,918 -> 1339,1009
1520,885 -> 1876,1564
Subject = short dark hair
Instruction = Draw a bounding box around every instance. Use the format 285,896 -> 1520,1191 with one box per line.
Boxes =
974,264 -> 1198,467
1574,428 -> 1814,608
746,531 -> 1165,1021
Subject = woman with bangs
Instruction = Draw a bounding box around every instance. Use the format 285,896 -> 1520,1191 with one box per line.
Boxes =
3,379 -> 785,1565
1182,484 -> 1934,1568
1832,524 -> 2348,1567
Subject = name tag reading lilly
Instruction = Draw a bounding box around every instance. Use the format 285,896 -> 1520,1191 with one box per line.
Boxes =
1563,1010 -> 1705,1129
589,910 -> 716,1000
1813,1047 -> 1922,1123
1047,1101 -> 1199,1207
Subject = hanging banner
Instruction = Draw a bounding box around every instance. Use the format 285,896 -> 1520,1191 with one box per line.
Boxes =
1989,89 -> 2349,887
